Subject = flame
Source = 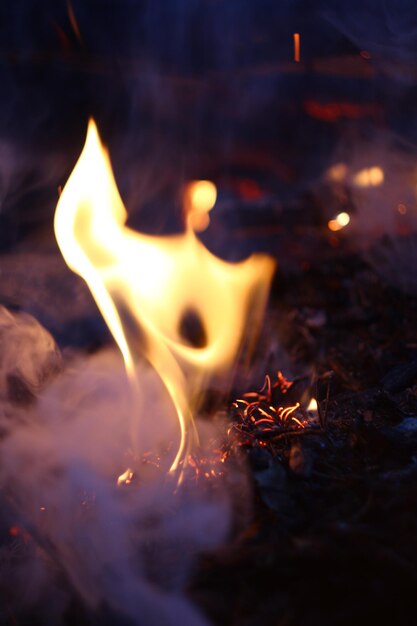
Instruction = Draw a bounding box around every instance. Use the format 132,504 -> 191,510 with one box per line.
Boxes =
117,468 -> 134,486
54,119 -> 275,476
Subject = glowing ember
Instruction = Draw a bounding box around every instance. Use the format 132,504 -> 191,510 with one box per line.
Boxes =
293,32 -> 300,62
307,397 -> 318,412
229,372 -> 310,447
54,119 -> 275,479
353,166 -> 384,188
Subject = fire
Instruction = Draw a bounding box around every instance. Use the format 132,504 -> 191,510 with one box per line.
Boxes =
228,372 -> 308,449
117,468 -> 134,486
54,119 -> 275,477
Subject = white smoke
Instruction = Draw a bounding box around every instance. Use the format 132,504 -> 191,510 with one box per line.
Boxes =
0,307 -> 239,625
0,305 -> 61,403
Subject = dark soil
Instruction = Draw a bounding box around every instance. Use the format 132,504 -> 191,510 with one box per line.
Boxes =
189,238 -> 417,626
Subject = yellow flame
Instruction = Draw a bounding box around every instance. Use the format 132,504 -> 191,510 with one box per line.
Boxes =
307,398 -> 317,412
353,166 -> 384,188
54,119 -> 275,476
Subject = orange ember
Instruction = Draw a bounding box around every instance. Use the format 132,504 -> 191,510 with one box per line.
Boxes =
229,372 -> 311,448
293,33 -> 300,63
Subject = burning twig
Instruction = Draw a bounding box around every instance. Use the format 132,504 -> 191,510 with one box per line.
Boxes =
228,371 -> 315,450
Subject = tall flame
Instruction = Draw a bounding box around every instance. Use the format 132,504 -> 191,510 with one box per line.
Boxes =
54,119 -> 275,475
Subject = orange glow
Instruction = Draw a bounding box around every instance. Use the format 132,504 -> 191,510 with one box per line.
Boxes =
237,179 -> 263,200
293,33 -> 300,62
307,397 -> 317,412
291,416 -> 305,428
353,166 -> 384,188
328,220 -> 341,232
280,402 -> 300,422
398,203 -> 407,215
326,163 -> 348,183
304,100 -> 379,123
183,180 -> 217,232
54,120 -> 275,478
328,212 -> 350,232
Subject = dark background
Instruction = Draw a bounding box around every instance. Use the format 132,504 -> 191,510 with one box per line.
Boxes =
1,0 -> 417,248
